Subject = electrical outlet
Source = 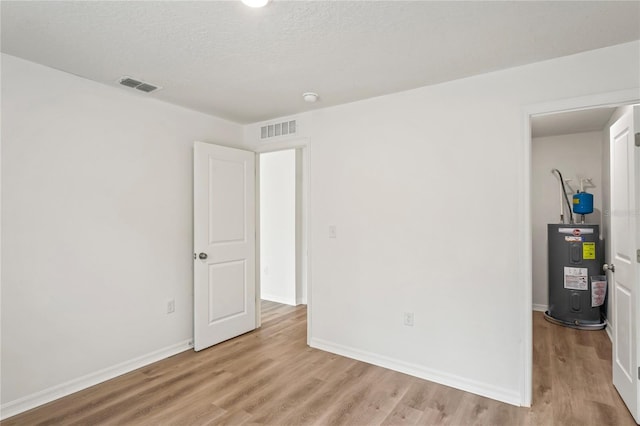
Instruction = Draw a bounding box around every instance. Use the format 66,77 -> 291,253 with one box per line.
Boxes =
403,312 -> 414,326
167,299 -> 175,314
329,225 -> 337,238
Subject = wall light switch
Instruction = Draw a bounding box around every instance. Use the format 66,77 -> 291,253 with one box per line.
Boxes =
329,225 -> 337,239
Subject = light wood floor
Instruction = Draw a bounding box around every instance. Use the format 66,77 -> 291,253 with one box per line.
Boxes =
3,303 -> 635,425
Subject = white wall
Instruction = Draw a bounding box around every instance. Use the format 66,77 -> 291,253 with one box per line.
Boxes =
245,40 -> 640,405
1,54 -> 243,413
260,149 -> 297,305
531,131 -> 605,311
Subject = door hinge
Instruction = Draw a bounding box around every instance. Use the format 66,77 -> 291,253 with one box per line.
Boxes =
637,250 -> 640,263
635,132 -> 640,147
638,366 -> 639,380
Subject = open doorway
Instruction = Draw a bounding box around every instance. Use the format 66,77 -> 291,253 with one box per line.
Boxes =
193,140 -> 310,352
527,100 -> 639,423
530,107 -> 614,317
256,146 -> 312,344
257,147 -> 308,332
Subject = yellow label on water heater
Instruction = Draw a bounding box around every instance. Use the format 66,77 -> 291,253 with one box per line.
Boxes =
583,242 -> 596,260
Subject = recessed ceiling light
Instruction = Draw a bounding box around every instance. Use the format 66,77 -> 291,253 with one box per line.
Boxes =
303,92 -> 319,103
241,0 -> 269,7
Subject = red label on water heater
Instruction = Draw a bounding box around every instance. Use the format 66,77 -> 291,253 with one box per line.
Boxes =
573,229 -> 581,237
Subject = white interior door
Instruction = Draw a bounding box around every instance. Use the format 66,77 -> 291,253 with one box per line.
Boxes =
193,142 -> 256,352
610,106 -> 639,423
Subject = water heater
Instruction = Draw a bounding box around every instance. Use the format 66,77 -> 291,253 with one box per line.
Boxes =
545,224 -> 606,330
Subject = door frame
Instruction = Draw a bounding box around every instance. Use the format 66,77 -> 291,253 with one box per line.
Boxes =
520,88 -> 640,407
254,138 -> 311,344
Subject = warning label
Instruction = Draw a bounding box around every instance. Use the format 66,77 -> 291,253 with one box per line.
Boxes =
565,236 -> 583,242
564,267 -> 588,290
591,276 -> 607,307
583,242 -> 596,260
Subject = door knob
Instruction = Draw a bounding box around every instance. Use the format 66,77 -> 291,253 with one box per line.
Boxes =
603,263 -> 615,273
198,253 -> 208,260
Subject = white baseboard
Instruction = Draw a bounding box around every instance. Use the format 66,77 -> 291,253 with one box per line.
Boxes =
0,340 -> 192,420
310,338 -> 522,407
606,322 -> 613,342
532,304 -> 548,312
261,293 -> 297,306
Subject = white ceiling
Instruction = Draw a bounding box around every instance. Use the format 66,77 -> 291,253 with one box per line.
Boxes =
1,1 -> 639,124
531,107 -> 617,138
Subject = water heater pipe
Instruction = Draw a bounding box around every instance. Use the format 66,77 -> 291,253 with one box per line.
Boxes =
558,178 -> 572,223
551,169 -> 574,224
559,185 -> 564,223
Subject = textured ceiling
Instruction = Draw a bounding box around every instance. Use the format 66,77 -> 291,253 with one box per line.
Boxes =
2,1 -> 639,124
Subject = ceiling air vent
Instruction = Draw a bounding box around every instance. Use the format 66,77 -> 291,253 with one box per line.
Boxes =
261,120 -> 296,140
118,76 -> 161,93
120,77 -> 140,88
136,83 -> 158,93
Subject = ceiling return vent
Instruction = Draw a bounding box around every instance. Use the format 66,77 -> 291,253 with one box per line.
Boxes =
118,76 -> 161,93
260,120 -> 296,140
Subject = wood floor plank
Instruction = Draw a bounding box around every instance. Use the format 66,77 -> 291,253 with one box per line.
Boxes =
244,376 -> 325,425
276,362 -> 376,425
343,369 -> 414,425
3,306 -> 636,426
419,385 -> 465,425
314,364 -> 388,425
381,402 -> 423,425
400,380 -> 438,412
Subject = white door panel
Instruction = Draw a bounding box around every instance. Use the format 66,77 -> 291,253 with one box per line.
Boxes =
616,284 -> 632,381
610,106 -> 639,423
208,260 -> 247,320
208,157 -> 246,243
194,142 -> 256,352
